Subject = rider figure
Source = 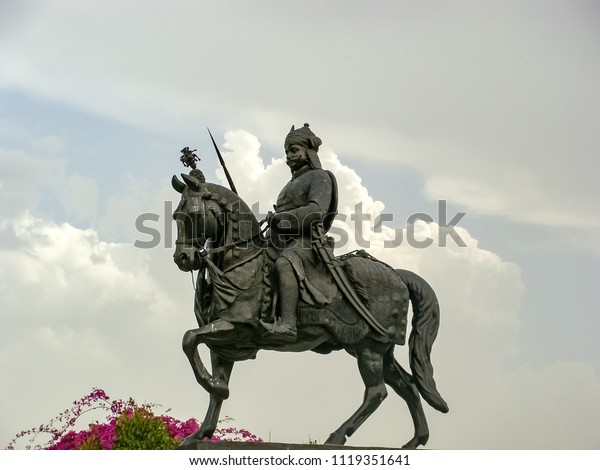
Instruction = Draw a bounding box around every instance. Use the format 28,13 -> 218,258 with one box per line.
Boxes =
263,123 -> 338,342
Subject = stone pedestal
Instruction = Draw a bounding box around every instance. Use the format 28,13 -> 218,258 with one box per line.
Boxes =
175,440 -> 400,451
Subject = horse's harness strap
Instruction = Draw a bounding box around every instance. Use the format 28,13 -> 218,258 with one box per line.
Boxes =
202,233 -> 264,255
175,238 -> 204,246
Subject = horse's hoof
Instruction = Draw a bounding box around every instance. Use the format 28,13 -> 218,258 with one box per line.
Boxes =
401,434 -> 428,449
325,432 -> 347,446
176,436 -> 203,450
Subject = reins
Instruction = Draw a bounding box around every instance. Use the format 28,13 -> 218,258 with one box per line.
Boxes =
176,221 -> 269,257
176,231 -> 265,258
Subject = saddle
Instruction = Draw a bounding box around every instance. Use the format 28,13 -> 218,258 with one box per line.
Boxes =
260,249 -> 409,346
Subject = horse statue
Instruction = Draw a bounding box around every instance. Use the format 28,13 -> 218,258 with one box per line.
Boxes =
171,169 -> 448,449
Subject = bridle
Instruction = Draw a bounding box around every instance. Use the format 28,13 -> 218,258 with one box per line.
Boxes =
175,198 -> 268,263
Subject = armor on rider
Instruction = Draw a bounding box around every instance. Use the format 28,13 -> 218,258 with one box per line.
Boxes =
262,123 -> 338,342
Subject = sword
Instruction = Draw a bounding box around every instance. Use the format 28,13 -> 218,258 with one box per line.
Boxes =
313,225 -> 389,338
207,128 -> 238,195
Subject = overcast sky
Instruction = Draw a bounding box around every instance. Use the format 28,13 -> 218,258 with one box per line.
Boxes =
1,0 -> 599,450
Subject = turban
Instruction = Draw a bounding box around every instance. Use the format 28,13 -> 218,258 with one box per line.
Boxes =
284,123 -> 323,169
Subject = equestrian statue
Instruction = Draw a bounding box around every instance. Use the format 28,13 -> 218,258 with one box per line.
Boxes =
171,124 -> 449,449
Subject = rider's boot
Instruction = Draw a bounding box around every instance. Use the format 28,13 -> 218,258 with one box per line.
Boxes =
262,260 -> 298,342
269,298 -> 298,341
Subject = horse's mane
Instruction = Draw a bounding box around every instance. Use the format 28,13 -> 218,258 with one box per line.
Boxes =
201,183 -> 262,244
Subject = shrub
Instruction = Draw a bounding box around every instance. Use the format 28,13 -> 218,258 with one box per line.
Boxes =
113,409 -> 178,450
6,387 -> 261,450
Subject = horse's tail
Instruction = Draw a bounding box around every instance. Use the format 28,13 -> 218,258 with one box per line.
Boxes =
396,269 -> 449,413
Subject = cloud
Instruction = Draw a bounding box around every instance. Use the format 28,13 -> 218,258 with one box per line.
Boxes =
0,141 -> 99,224
57,173 -> 98,221
0,213 -> 192,447
1,1 -> 598,234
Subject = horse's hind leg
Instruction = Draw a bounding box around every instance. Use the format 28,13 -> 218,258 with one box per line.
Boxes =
383,348 -> 429,449
325,343 -> 388,445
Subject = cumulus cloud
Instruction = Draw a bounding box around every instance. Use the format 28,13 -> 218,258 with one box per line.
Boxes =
0,213 -> 191,446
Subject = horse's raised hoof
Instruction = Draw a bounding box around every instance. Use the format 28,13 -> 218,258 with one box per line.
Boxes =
325,432 -> 347,446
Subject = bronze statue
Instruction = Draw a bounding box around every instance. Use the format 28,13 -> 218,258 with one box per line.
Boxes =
171,124 -> 448,449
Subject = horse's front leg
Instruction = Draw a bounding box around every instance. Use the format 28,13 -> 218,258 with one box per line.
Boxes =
182,319 -> 236,399
179,351 -> 234,447
197,352 -> 234,439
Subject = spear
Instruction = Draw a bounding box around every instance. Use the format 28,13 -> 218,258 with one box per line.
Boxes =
207,128 -> 238,195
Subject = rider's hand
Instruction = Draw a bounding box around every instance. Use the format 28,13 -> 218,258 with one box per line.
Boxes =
260,211 -> 274,226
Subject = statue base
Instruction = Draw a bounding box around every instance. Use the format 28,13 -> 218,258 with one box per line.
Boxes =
175,440 -> 400,451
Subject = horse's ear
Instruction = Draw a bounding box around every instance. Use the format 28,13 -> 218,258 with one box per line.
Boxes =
182,173 -> 201,191
172,175 -> 186,193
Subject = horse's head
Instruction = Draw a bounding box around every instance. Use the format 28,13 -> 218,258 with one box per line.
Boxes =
171,171 -> 263,272
172,172 -> 225,272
